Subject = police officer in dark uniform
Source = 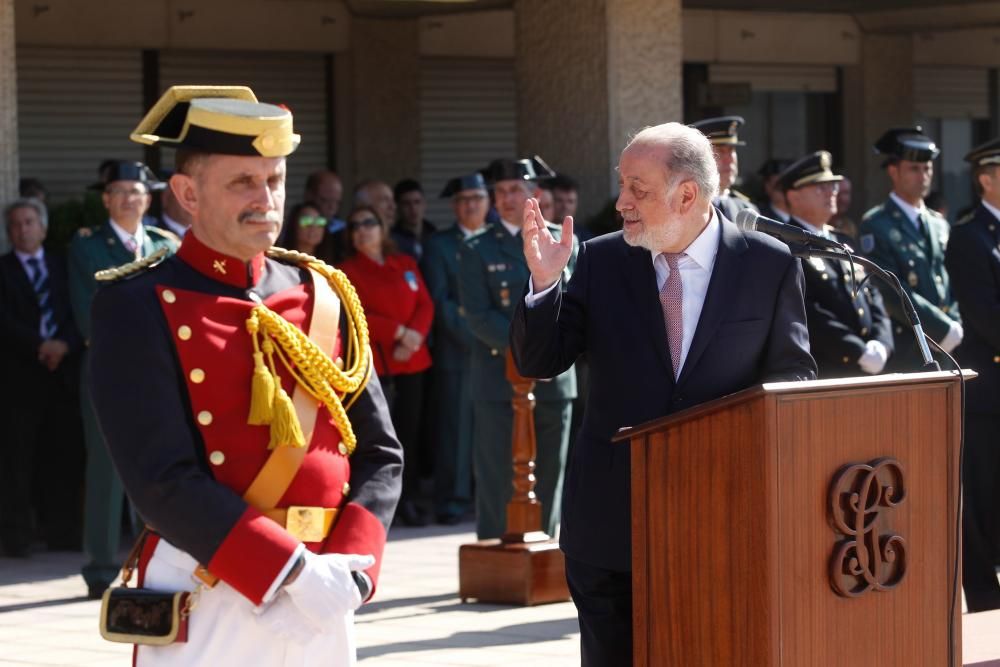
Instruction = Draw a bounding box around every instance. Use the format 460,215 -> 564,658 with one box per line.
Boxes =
87,85 -> 402,664
457,157 -> 577,540
690,116 -> 759,222
859,127 -> 961,371
420,172 -> 491,524
779,151 -> 894,378
944,137 -> 1000,612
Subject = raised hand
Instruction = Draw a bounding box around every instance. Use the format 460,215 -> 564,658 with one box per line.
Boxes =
521,197 -> 573,293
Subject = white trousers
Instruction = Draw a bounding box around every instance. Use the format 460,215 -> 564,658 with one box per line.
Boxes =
136,539 -> 355,667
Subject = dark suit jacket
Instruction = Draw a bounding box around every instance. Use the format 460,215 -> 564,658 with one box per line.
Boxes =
511,213 -> 816,571
945,203 -> 1000,415
0,251 -> 83,391
788,218 -> 894,378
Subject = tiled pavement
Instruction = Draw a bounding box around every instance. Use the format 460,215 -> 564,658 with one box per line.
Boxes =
1,521 -> 997,666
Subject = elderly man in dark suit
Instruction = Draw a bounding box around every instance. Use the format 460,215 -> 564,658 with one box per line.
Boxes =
0,198 -> 85,556
511,122 -> 816,665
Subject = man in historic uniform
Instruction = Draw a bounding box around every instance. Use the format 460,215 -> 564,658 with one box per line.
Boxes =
690,115 -> 759,222
945,138 -> 1000,612
88,85 -> 402,664
779,151 -> 894,378
859,127 -> 961,370
457,157 -> 577,540
68,160 -> 179,598
420,172 -> 490,525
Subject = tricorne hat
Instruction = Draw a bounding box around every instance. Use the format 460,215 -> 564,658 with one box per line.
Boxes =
88,160 -> 165,192
873,127 -> 940,164
440,172 -> 488,198
130,85 -> 300,158
481,155 -> 556,186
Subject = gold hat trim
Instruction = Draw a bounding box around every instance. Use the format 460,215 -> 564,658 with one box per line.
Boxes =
791,170 -> 844,189
130,85 -> 258,146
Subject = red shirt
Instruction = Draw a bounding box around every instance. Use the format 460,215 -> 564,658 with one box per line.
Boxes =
340,252 -> 433,376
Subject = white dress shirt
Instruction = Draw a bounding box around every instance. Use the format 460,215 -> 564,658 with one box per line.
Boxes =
161,214 -> 189,238
527,209 -> 721,376
889,191 -> 927,232
499,218 -> 520,237
651,211 -> 720,375
14,247 -> 45,280
109,218 -> 146,255
981,198 -> 1000,224
771,205 -> 791,223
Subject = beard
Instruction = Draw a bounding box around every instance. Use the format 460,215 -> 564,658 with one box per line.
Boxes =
623,219 -> 683,253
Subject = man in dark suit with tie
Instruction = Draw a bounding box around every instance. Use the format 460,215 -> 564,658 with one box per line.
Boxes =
780,151 -> 894,378
945,137 -> 1000,612
0,198 -> 85,556
67,160 -> 179,597
511,122 -> 816,665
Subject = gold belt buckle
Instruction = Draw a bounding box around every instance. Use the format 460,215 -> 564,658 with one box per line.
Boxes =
286,506 -> 326,543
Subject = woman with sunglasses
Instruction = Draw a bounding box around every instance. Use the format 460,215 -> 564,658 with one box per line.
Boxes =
282,201 -> 334,261
339,205 -> 435,526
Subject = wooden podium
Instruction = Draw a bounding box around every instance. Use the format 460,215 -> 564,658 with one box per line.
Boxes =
614,371 -> 969,666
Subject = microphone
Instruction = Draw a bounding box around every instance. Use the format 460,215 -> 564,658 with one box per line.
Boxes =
734,209 -> 845,251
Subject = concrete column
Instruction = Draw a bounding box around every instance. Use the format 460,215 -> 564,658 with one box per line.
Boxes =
0,0 -> 18,250
514,0 -> 682,220
846,33 -> 915,212
349,17 -> 420,200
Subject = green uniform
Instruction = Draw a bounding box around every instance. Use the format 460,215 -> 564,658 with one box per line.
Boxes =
457,222 -> 577,540
859,198 -> 959,371
420,225 -> 479,521
68,221 -> 178,593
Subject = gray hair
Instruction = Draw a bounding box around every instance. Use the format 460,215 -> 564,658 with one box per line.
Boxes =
3,197 -> 48,229
626,123 -> 720,202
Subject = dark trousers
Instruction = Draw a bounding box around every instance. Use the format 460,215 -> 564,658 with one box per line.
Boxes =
388,370 -> 427,502
0,369 -> 84,553
962,412 -> 1000,611
565,555 -> 633,667
430,367 -> 473,518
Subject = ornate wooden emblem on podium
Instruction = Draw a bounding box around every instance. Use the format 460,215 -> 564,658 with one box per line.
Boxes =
828,457 -> 907,597
457,351 -> 570,606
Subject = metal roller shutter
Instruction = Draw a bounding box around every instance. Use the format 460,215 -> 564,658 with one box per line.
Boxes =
914,67 -> 989,119
16,47 -> 144,204
159,51 -> 329,206
419,57 -> 516,226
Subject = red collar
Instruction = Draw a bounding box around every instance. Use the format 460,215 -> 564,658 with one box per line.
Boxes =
177,232 -> 265,288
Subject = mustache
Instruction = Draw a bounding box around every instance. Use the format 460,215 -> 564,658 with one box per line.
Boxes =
239,210 -> 282,224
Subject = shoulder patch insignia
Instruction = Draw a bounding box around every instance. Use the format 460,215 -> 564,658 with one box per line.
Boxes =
146,225 -> 181,245
861,234 -> 875,254
95,247 -> 170,282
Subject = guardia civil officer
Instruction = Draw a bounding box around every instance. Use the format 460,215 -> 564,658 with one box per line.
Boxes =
88,85 -> 402,665
859,127 -> 961,370
420,172 -> 490,524
457,157 -> 577,540
68,160 -> 179,598
944,138 -> 1000,612
779,152 -> 894,377
690,116 -> 759,222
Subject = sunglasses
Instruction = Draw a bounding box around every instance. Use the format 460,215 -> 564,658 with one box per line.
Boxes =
298,215 -> 327,228
349,218 -> 381,231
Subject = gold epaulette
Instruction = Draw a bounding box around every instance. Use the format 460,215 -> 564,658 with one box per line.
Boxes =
94,247 -> 170,282
266,246 -> 325,268
146,225 -> 181,245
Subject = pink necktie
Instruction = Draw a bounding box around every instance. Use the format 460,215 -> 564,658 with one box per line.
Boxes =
659,253 -> 684,379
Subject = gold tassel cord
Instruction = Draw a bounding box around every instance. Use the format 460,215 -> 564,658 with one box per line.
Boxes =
245,250 -> 371,455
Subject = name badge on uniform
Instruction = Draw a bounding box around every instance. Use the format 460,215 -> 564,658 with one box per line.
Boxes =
403,270 -> 419,292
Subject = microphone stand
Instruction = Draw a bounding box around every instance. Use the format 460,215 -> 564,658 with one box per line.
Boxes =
787,242 -> 940,371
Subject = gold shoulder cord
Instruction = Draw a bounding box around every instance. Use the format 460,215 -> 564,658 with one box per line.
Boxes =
244,248 -> 371,456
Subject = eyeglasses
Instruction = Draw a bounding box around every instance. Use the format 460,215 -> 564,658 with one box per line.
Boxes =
105,187 -> 149,198
298,215 -> 327,228
349,218 -> 381,231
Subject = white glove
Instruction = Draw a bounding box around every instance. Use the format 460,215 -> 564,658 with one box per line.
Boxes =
858,340 -> 889,375
256,592 -> 322,644
282,551 -> 374,631
939,320 -> 964,354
